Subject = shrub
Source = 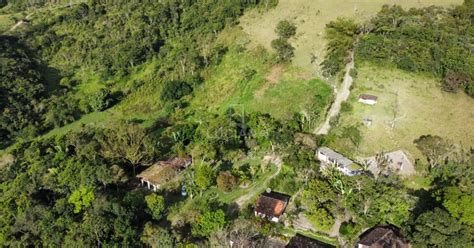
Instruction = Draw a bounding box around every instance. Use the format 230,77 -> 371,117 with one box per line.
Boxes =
160,80 -> 193,101
89,88 -> 113,112
217,171 -> 238,192
276,20 -> 297,39
271,38 -> 295,62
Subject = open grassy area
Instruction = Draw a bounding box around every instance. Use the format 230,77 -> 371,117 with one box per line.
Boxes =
190,39 -> 332,120
336,64 -> 474,160
239,0 -> 462,75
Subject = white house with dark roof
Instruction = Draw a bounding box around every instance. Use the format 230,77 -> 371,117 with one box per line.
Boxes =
316,147 -> 360,176
358,94 -> 378,105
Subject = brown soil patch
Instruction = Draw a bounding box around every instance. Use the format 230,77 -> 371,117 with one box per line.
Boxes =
255,65 -> 283,98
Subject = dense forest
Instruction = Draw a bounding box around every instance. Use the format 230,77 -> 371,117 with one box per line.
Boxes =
1,0 -> 473,247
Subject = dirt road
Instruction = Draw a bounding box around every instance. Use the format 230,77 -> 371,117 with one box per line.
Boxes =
315,51 -> 355,135
235,154 -> 282,207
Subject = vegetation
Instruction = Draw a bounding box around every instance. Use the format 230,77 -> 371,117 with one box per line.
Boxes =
356,3 -> 474,96
271,20 -> 297,62
0,0 -> 473,247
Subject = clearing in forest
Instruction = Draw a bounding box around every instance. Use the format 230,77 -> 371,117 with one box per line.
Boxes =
239,0 -> 463,75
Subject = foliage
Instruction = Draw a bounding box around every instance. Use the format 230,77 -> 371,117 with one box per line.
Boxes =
271,37 -> 294,63
99,122 -> 157,175
321,18 -> 359,76
89,88 -> 113,112
141,222 -> 174,248
68,186 -> 95,213
216,171 -> 238,192
356,4 -> 474,96
271,19 -> 297,62
441,187 -> 474,225
0,36 -> 46,147
191,209 -> 226,237
414,135 -> 454,169
145,194 -> 166,221
194,162 -> 215,193
405,208 -> 473,248
161,80 -> 193,102
276,20 -> 297,39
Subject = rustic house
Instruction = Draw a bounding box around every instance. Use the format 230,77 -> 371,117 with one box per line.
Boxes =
137,156 -> 192,191
286,234 -> 335,248
254,191 -> 290,223
316,147 -> 359,176
357,226 -> 409,248
358,94 -> 378,105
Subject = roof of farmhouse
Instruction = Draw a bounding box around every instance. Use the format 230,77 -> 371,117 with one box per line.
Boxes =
359,94 -> 378,101
255,191 -> 290,218
137,157 -> 191,185
317,147 -> 353,167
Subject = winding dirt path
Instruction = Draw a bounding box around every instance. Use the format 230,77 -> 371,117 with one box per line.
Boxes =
235,154 -> 283,207
315,51 -> 355,135
7,13 -> 34,32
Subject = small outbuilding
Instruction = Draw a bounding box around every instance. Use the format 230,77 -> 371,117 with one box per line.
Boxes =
286,234 -> 335,248
357,226 -> 409,248
137,156 -> 192,191
254,191 -> 290,223
358,94 -> 378,105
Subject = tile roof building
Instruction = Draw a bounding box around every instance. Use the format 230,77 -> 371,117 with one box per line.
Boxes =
254,191 -> 290,223
137,156 -> 192,191
286,234 -> 335,248
357,226 -> 409,248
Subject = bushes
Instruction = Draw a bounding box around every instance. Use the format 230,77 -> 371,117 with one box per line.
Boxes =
160,81 -> 193,101
271,38 -> 295,62
321,18 -> 359,76
89,88 -> 114,112
276,20 -> 296,39
271,20 -> 297,62
217,171 -> 238,192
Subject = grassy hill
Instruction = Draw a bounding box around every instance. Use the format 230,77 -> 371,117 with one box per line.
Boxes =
331,64 -> 474,160
239,0 -> 463,75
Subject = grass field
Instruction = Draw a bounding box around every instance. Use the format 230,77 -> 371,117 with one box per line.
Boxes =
239,0 -> 463,75
190,33 -> 332,120
335,64 -> 474,160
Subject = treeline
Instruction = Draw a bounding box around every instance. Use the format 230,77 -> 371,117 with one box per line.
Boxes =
357,2 -> 474,96
0,36 -> 46,148
321,1 -> 473,96
0,0 -> 277,148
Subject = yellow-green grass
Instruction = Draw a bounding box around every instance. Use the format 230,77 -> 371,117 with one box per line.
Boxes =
239,0 -> 463,75
0,12 -> 22,33
190,46 -> 332,120
337,64 -> 474,160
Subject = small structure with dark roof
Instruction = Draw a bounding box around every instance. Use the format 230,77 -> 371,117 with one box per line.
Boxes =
286,234 -> 335,248
254,191 -> 290,223
357,226 -> 409,248
137,156 -> 192,191
358,94 -> 378,105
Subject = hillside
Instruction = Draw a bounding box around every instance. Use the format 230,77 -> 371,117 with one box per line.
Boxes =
0,1 -> 473,247
240,0 -> 463,75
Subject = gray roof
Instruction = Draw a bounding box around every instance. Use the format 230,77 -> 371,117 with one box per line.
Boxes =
317,147 -> 353,168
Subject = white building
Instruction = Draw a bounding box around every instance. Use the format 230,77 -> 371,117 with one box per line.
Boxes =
316,147 -> 359,176
358,94 -> 378,105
